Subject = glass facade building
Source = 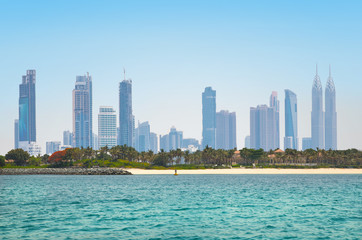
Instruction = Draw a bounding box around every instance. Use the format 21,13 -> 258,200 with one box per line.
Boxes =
250,92 -> 279,151
202,87 -> 216,149
216,110 -> 237,150
98,106 -> 117,148
18,70 -> 36,145
119,79 -> 133,147
14,119 -> 19,149
72,74 -> 93,148
284,89 -> 298,150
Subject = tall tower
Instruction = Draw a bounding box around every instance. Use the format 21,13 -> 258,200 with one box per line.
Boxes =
269,91 -> 280,149
73,73 -> 93,148
202,87 -> 216,149
325,65 -> 337,150
18,70 -> 36,149
216,110 -> 237,150
98,106 -> 117,148
311,65 -> 324,150
119,77 -> 133,147
284,89 -> 298,150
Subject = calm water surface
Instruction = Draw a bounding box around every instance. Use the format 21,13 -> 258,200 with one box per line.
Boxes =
0,174 -> 361,239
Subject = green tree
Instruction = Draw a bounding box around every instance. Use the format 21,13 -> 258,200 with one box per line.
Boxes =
0,155 -> 5,167
41,154 -> 49,164
28,156 -> 41,166
152,149 -> 168,167
5,149 -> 30,166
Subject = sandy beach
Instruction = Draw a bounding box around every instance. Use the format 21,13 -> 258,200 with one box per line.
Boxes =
127,168 -> 362,175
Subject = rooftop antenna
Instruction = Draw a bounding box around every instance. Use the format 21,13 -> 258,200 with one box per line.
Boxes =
123,68 -> 126,81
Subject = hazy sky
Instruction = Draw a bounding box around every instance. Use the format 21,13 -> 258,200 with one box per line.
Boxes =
1,0 -> 362,155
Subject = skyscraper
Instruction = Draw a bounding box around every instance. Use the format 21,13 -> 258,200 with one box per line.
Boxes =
98,106 -> 117,148
250,105 -> 271,150
269,91 -> 280,149
202,87 -> 216,149
325,65 -> 337,150
250,92 -> 279,151
18,70 -> 36,150
119,78 -> 133,147
14,119 -> 19,149
311,65 -> 324,150
284,89 -> 298,150
216,110 -> 237,150
72,73 -> 93,148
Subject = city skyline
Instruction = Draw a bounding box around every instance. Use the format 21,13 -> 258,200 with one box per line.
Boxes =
1,1 -> 362,154
6,66 -> 345,155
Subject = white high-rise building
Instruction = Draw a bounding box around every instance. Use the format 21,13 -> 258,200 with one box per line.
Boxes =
311,65 -> 324,150
325,65 -> 337,150
98,106 -> 117,148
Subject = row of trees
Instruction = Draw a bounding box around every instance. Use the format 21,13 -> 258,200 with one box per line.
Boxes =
2,146 -> 362,167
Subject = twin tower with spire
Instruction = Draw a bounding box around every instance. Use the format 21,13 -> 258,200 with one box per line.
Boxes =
311,65 -> 337,150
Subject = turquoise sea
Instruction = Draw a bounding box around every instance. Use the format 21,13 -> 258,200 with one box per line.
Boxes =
0,174 -> 361,239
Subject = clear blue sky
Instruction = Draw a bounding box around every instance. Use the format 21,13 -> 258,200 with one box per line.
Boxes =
1,0 -> 362,155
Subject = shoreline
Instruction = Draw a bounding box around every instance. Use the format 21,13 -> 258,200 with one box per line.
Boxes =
127,168 -> 362,175
0,167 -> 361,175
0,168 -> 132,175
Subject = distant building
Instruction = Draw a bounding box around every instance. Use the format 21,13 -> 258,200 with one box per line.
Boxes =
93,133 -> 98,150
63,130 -> 73,146
18,70 -> 37,151
46,141 -> 61,155
270,91 -> 280,149
311,65 -> 324,150
98,106 -> 117,149
284,89 -> 298,150
325,66 -> 337,150
245,135 -> 250,148
135,121 -> 151,152
150,132 -> 158,153
160,134 -> 169,152
73,73 -> 93,148
160,127 -> 183,151
182,138 -> 200,150
169,127 -> 183,150
302,138 -> 312,150
250,91 -> 279,151
216,110 -> 237,150
14,119 -> 19,149
60,145 -> 72,151
119,78 -> 133,147
27,142 -> 41,156
202,87 -> 216,149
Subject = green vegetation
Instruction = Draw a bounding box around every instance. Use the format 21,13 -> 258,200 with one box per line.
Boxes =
0,155 -> 5,167
1,145 -> 361,169
5,149 -> 30,166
